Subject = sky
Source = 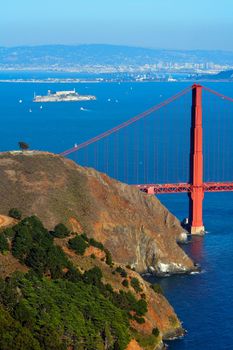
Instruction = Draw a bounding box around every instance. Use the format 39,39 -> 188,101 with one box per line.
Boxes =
1,0 -> 233,50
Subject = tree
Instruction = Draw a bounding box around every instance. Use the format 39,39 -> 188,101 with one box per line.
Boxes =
150,283 -> 164,295
152,327 -> 160,337
8,208 -> 22,220
0,235 -> 9,253
18,141 -> 29,151
105,249 -> 112,266
53,223 -> 70,238
25,246 -> 47,275
0,305 -> 41,350
12,226 -> 33,261
130,277 -> 142,293
83,267 -> 103,286
68,235 -> 88,255
122,279 -> 129,288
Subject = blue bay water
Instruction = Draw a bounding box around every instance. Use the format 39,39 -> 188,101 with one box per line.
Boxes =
154,192 -> 233,350
0,73 -> 233,349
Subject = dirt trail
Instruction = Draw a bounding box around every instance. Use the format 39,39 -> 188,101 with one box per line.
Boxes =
0,215 -> 15,228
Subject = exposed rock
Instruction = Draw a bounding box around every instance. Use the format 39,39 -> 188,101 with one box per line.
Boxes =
126,339 -> 143,350
177,231 -> 188,243
0,151 -> 195,275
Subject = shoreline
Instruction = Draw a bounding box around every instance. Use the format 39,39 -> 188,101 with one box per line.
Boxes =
0,78 -> 233,84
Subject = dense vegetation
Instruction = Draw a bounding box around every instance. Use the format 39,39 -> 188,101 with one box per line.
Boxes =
68,232 -> 113,265
0,234 -> 9,253
0,274 -> 129,350
0,215 -> 153,350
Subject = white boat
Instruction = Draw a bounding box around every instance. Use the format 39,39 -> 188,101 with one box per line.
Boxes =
19,99 -> 23,103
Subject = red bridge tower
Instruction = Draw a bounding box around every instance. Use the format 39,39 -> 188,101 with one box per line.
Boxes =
189,84 -> 205,234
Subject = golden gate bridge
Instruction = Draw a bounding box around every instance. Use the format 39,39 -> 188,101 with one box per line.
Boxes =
60,84 -> 233,234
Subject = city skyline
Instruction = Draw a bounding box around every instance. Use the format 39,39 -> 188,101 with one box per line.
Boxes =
1,0 -> 233,51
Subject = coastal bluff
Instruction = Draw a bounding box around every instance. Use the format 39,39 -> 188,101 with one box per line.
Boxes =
0,151 -> 194,275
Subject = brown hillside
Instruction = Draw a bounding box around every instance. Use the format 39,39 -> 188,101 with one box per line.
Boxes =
0,151 -> 194,274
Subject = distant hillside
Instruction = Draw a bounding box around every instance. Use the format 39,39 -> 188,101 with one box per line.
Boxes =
1,44 -> 233,68
197,69 -> 233,80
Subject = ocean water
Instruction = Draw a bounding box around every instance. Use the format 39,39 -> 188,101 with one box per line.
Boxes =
0,72 -> 233,349
153,192 -> 233,350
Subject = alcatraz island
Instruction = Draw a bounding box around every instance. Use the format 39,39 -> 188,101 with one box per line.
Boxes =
33,89 -> 96,102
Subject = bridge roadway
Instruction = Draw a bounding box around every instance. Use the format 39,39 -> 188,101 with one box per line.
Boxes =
137,182 -> 233,194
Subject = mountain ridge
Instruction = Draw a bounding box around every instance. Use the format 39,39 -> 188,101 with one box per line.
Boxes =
1,44 -> 233,67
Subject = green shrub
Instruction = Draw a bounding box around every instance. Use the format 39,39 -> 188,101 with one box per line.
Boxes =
80,233 -> 89,241
134,299 -> 148,316
115,266 -> 127,277
68,235 -> 89,255
152,327 -> 160,337
83,267 -> 103,286
115,266 -> 123,273
46,245 -> 69,279
122,279 -> 129,288
8,208 -> 22,220
89,237 -> 104,250
2,227 -> 15,238
105,283 -> 114,293
90,253 -> 96,259
107,290 -> 148,318
0,235 -> 9,253
12,226 -> 33,261
134,333 -> 159,349
65,266 -> 82,283
130,277 -> 142,293
52,223 -> 70,238
25,246 -> 47,276
134,316 -> 145,324
105,249 -> 112,266
150,283 -> 164,295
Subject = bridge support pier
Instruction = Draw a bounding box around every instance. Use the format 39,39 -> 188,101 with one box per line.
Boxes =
189,187 -> 205,234
189,84 -> 205,235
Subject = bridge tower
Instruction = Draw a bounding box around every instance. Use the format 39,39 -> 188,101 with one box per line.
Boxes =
189,84 -> 205,234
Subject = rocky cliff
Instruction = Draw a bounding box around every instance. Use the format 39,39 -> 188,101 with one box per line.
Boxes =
0,151 -> 194,275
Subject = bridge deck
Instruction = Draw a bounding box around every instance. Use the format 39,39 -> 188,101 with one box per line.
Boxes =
136,182 -> 233,194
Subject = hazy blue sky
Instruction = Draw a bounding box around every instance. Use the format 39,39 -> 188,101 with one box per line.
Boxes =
1,0 -> 233,50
